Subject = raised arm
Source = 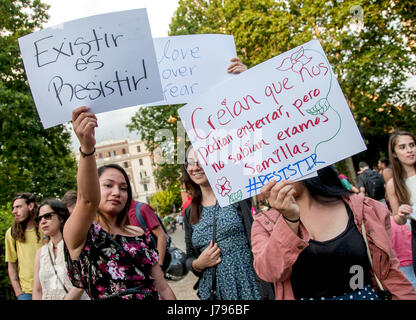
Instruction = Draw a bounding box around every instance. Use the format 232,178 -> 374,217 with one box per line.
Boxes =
63,106 -> 100,260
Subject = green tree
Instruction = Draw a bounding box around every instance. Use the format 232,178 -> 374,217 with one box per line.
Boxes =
0,0 -> 77,207
149,186 -> 182,217
127,104 -> 185,189
169,0 -> 416,176
0,205 -> 14,300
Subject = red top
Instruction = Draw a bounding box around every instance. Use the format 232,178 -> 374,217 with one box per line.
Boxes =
128,199 -> 160,231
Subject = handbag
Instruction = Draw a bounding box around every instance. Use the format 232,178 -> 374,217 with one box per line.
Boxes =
361,222 -> 392,300
208,204 -> 218,300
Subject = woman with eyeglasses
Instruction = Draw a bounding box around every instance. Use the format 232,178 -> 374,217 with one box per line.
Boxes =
63,106 -> 176,300
183,145 -> 274,300
32,199 -> 89,300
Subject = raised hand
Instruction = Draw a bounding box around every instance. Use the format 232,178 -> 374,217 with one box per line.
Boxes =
227,57 -> 248,74
72,106 -> 98,153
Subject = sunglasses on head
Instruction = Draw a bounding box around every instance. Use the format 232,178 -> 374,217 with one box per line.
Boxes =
35,212 -> 57,223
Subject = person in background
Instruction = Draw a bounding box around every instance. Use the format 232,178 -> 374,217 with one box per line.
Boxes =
338,173 -> 359,193
4,193 -> 43,300
61,190 -> 77,215
386,130 -> 416,280
182,195 -> 192,218
33,199 -> 89,300
252,166 -> 416,300
390,215 -> 416,291
128,200 -> 170,272
63,106 -> 176,300
357,161 -> 386,204
378,157 -> 393,184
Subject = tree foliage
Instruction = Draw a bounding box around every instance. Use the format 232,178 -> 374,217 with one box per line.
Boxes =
127,104 -> 185,189
0,205 -> 14,300
0,0 -> 77,207
168,0 -> 416,169
149,186 -> 182,217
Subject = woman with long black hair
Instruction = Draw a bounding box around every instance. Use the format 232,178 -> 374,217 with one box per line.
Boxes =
252,166 -> 416,300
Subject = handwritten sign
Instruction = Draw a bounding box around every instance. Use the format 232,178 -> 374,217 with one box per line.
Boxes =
18,9 -> 163,128
146,34 -> 237,106
179,39 -> 366,207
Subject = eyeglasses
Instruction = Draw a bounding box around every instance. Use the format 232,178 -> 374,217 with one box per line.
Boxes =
185,160 -> 201,169
35,212 -> 56,223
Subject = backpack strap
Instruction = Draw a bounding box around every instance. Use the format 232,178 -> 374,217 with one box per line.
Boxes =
135,202 -> 148,230
135,202 -> 171,249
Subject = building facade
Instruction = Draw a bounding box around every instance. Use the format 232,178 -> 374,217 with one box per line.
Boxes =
75,139 -> 157,203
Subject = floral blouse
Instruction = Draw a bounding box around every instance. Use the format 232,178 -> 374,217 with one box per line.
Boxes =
64,223 -> 160,300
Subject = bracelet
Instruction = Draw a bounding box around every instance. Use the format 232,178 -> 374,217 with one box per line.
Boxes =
282,215 -> 300,223
79,146 -> 95,157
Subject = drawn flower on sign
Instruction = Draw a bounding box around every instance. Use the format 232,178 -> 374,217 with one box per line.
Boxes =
276,46 -> 312,81
216,177 -> 232,197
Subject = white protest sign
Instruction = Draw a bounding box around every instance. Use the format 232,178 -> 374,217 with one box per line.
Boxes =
146,34 -> 237,106
18,9 -> 163,128
179,39 -> 366,207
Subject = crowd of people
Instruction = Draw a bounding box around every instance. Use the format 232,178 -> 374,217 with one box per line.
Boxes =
4,58 -> 416,301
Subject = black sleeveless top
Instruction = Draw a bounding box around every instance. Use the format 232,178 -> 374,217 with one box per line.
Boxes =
290,203 -> 372,299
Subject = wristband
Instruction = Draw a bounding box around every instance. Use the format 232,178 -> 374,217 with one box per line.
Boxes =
282,215 -> 300,223
79,146 -> 95,157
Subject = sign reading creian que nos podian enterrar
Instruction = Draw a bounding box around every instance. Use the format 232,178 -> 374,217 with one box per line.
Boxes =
178,39 -> 366,207
18,8 -> 163,128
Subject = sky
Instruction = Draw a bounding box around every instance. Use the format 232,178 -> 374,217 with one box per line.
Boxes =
41,0 -> 180,149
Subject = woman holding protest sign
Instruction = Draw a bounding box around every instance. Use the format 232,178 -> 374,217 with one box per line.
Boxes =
251,165 -> 416,300
183,145 -> 274,300
385,130 -> 416,284
63,106 -> 176,300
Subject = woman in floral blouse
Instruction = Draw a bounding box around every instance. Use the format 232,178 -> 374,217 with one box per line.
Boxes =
63,106 -> 176,300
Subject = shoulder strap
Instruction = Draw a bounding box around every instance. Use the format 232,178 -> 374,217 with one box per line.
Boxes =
135,202 -> 148,230
361,222 -> 384,291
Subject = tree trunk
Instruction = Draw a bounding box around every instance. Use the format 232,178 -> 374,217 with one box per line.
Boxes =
345,157 -> 357,186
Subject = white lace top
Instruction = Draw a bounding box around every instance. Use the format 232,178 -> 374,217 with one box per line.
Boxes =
39,240 -> 89,300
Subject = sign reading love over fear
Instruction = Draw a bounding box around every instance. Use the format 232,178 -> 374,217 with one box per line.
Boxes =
146,34 -> 237,106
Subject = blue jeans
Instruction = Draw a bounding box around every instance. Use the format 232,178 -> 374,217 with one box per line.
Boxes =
400,265 -> 416,292
17,293 -> 32,300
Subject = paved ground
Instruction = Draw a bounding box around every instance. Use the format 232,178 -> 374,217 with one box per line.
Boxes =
166,226 -> 199,300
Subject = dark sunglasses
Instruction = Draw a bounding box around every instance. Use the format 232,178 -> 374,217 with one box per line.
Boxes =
35,212 -> 57,223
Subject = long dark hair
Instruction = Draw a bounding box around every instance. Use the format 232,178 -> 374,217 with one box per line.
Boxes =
388,130 -> 416,205
303,165 -> 351,201
11,192 -> 40,242
182,146 -> 203,224
97,164 -> 132,232
37,199 -> 69,235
